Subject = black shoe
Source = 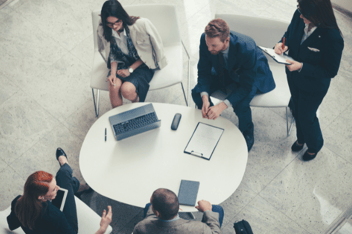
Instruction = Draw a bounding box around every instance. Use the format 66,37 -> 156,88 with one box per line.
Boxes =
56,147 -> 67,166
302,150 -> 317,161
291,141 -> 304,152
244,133 -> 254,152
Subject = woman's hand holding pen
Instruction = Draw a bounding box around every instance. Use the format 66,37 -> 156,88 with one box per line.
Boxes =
274,43 -> 288,55
107,74 -> 117,86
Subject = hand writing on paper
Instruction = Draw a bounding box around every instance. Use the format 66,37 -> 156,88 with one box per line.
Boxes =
274,43 -> 288,55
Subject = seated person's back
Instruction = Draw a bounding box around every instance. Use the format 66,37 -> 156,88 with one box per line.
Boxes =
133,188 -> 223,234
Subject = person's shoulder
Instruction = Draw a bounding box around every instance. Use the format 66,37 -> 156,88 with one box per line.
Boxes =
10,195 -> 21,209
324,28 -> 343,42
133,216 -> 159,232
229,31 -> 256,49
200,33 -> 206,44
134,17 -> 153,28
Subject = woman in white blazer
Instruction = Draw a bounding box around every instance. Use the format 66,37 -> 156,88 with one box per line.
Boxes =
98,0 -> 168,107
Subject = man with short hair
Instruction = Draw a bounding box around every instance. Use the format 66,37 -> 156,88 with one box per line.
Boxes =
192,19 -> 276,151
133,188 -> 223,234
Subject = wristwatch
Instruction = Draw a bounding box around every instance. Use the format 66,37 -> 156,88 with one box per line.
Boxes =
128,67 -> 134,73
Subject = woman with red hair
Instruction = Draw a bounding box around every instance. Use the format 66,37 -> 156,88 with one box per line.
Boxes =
7,148 -> 112,234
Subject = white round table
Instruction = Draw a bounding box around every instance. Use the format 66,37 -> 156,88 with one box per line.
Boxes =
80,103 -> 248,212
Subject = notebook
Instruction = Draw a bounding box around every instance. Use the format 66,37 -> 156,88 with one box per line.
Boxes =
51,188 -> 68,211
258,46 -> 296,65
178,180 -> 200,206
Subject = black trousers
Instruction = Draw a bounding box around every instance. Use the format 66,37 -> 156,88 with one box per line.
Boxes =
55,164 -> 80,233
288,77 -> 330,153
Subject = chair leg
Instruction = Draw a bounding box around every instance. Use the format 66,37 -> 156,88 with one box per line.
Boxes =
181,40 -> 191,107
92,88 -> 100,117
286,107 -> 295,136
180,82 -> 188,106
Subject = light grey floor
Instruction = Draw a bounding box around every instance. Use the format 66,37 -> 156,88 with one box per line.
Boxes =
1,0 -> 352,233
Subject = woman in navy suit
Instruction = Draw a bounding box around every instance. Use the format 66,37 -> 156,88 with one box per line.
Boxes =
274,0 -> 344,161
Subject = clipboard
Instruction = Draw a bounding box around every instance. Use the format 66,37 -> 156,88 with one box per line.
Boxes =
184,122 -> 224,160
258,46 -> 296,65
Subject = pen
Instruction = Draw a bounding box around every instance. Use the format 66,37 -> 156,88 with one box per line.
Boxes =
105,128 -> 107,141
282,37 -> 286,50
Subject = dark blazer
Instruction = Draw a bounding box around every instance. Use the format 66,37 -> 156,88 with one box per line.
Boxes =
133,206 -> 221,234
281,10 -> 344,94
7,195 -> 76,234
195,31 -> 275,107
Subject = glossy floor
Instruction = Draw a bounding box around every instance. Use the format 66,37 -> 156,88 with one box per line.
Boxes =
1,0 -> 352,233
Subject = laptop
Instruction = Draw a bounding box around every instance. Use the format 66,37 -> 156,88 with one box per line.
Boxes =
109,104 -> 161,141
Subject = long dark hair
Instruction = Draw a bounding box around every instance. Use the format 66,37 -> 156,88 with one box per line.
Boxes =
15,171 -> 53,230
101,0 -> 139,41
298,0 -> 341,33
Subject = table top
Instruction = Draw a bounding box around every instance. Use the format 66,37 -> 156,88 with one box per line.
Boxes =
80,103 -> 248,212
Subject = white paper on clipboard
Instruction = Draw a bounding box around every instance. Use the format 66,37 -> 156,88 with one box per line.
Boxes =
184,122 -> 224,160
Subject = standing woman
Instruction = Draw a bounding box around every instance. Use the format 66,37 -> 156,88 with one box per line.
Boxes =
274,0 -> 344,161
97,0 -> 167,108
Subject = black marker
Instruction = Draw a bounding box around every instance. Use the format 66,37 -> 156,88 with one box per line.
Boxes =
105,128 -> 107,142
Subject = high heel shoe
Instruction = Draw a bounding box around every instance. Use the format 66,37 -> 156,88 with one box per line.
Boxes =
291,141 -> 304,152
56,147 -> 67,166
302,150 -> 317,161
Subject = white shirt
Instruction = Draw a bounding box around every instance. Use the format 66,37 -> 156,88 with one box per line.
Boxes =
112,29 -> 129,55
301,23 -> 317,44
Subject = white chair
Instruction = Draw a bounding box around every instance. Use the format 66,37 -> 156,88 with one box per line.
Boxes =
211,14 -> 294,136
91,5 -> 190,117
0,197 -> 113,234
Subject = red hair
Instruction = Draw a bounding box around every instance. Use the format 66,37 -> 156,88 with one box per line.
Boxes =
15,171 -> 53,230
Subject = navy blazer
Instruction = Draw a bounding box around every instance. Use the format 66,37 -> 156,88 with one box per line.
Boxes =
7,195 -> 76,234
281,10 -> 344,94
195,31 -> 275,107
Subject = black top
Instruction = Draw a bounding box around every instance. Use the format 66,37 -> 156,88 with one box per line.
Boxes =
7,195 -> 76,234
280,9 -> 344,93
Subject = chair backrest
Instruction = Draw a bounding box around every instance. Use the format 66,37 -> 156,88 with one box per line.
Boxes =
0,207 -> 25,234
215,14 -> 289,48
92,4 -> 180,47
92,10 -> 101,52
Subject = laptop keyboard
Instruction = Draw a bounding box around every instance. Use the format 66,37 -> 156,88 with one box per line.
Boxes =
113,112 -> 158,134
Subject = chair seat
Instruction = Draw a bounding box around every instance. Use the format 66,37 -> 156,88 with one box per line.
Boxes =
90,44 -> 183,91
250,61 -> 290,107
0,197 -> 112,234
210,61 -> 290,108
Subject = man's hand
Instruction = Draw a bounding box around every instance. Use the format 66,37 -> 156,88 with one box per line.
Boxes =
286,59 -> 303,72
274,43 -> 288,55
117,69 -> 130,78
207,102 -> 227,120
195,200 -> 212,212
201,95 -> 210,119
99,206 -> 112,233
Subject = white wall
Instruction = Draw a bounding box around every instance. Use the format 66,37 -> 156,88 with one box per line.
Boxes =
332,0 -> 352,13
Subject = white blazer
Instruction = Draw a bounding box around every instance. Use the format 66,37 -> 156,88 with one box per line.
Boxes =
97,17 -> 168,70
